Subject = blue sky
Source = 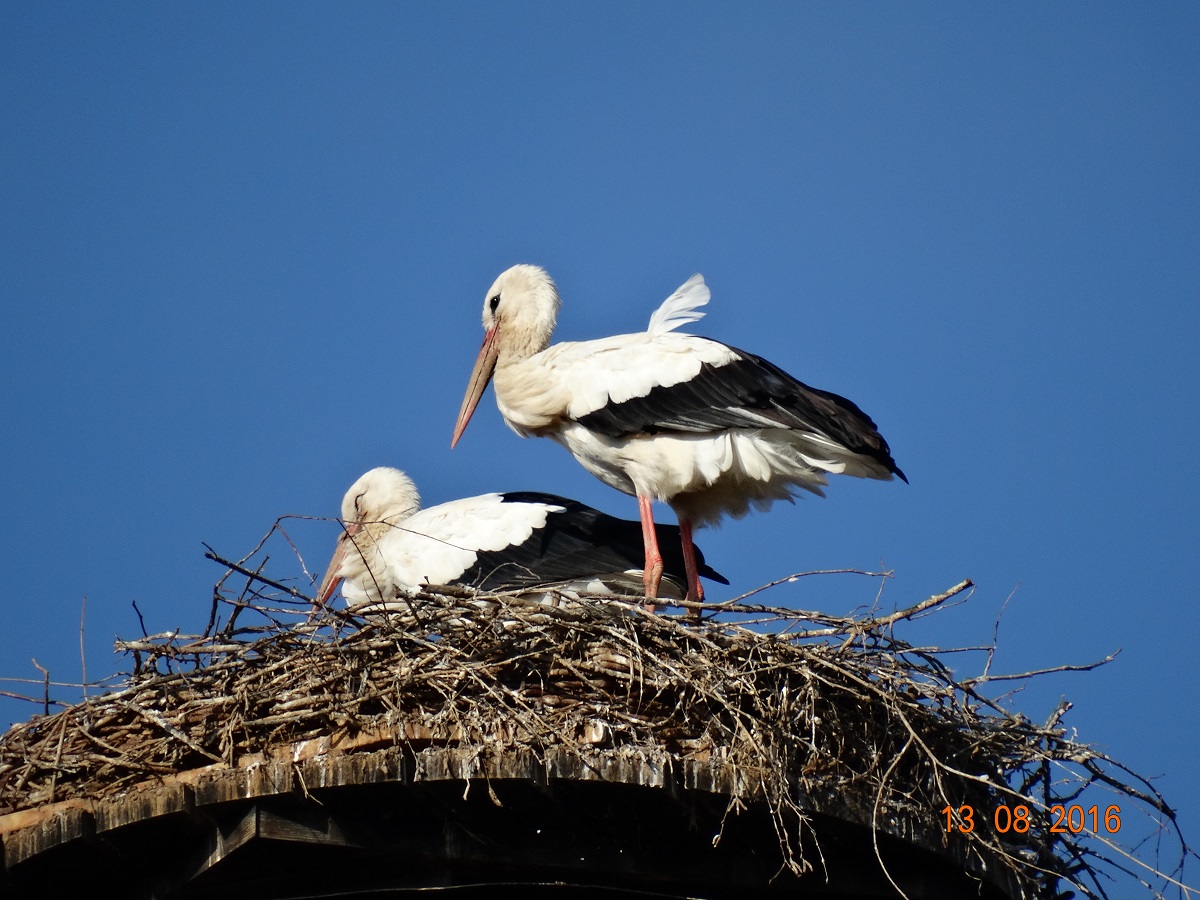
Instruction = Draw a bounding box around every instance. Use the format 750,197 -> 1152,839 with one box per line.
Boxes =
3,2 -> 1198,888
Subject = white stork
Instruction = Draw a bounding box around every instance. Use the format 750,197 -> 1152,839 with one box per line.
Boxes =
314,467 -> 727,608
451,265 -> 906,606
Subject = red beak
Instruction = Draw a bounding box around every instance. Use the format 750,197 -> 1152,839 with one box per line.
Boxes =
314,521 -> 362,607
451,323 -> 500,448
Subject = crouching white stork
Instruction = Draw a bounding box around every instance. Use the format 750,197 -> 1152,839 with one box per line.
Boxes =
314,467 -> 727,608
451,265 -> 906,607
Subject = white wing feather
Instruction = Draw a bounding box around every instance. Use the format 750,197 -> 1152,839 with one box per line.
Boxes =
646,274 -> 710,335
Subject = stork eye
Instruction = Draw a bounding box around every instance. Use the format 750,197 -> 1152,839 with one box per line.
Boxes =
353,493 -> 365,514
489,294 -> 501,313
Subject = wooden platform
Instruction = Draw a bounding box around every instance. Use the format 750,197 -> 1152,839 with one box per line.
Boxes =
0,735 -> 1032,899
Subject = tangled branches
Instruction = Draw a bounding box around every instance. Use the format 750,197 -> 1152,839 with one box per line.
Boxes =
0,558 -> 1193,900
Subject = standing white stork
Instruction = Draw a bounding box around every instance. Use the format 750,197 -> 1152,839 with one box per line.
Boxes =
315,467 -> 727,608
451,265 -> 906,606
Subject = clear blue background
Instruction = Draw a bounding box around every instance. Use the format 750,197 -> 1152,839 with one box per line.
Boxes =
3,3 -> 1197,888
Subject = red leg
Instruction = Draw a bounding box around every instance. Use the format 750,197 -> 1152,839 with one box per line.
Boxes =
679,516 -> 704,618
637,494 -> 663,610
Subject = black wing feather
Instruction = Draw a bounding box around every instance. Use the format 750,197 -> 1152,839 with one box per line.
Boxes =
456,492 -> 728,591
575,343 -> 906,482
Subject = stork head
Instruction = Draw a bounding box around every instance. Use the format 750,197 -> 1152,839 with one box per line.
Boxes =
452,264 -> 560,448
315,467 -> 421,607
340,466 -> 421,526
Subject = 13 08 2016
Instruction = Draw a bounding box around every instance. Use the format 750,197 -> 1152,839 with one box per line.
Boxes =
941,804 -> 1121,834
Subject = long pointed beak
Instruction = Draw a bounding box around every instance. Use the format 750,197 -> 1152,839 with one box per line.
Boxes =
314,522 -> 361,607
451,323 -> 500,448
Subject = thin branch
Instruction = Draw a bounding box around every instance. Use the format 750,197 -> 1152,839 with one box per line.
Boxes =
716,568 -> 893,606
131,599 -> 149,638
79,595 -> 88,702
203,547 -> 314,603
864,579 -> 975,629
30,658 -> 50,717
963,650 -> 1121,686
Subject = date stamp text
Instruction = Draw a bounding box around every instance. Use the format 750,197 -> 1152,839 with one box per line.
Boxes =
941,804 -> 1121,835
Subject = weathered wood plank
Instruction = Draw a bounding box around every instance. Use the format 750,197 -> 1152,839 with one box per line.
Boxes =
191,760 -> 293,807
254,805 -> 356,848
189,803 -> 260,877
0,798 -> 94,837
296,746 -> 404,791
94,782 -> 193,833
2,805 -> 94,868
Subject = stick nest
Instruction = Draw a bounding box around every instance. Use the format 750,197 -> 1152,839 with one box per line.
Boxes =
0,566 -> 1191,900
